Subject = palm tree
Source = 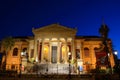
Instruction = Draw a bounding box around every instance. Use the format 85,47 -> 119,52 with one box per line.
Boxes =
99,24 -> 112,72
99,24 -> 109,40
1,36 -> 15,70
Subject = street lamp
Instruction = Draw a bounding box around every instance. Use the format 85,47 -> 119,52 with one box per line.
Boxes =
19,52 -> 23,78
68,52 -> 71,79
114,50 -> 118,68
114,51 -> 118,55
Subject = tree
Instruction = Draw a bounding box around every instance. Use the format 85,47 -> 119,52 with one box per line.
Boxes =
99,24 -> 109,40
1,36 -> 15,70
99,24 -> 112,74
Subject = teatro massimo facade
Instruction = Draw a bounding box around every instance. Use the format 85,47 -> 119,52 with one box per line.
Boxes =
0,24 -> 115,74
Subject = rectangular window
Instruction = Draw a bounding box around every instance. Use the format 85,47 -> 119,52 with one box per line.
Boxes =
84,50 -> 89,57
76,49 -> 80,59
84,48 -> 89,57
30,49 -> 34,58
11,65 -> 15,70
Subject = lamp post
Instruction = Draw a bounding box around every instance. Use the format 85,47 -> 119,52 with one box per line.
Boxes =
114,51 -> 118,67
68,52 -> 71,79
19,52 -> 23,78
19,63 -> 21,78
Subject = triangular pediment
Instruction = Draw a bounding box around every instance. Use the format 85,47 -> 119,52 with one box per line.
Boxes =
32,24 -> 77,34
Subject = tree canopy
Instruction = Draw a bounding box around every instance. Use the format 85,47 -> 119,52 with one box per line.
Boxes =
2,36 -> 15,52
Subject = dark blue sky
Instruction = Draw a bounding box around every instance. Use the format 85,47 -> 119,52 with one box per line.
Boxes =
0,0 -> 120,58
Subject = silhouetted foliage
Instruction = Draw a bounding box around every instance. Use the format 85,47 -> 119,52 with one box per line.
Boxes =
113,63 -> 120,74
1,36 -> 15,70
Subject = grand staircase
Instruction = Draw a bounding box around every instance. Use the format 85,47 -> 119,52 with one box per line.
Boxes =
37,64 -> 71,74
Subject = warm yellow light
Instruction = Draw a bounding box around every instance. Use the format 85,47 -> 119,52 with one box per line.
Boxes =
78,61 -> 83,66
44,46 -> 48,54
62,46 -> 65,52
62,46 -> 69,52
44,47 -> 47,51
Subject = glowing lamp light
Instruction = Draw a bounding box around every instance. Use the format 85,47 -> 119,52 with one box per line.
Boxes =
108,53 -> 110,56
36,57 -> 38,62
68,52 -> 71,56
44,47 -> 47,51
114,51 -> 118,55
78,61 -> 83,66
21,52 -> 24,56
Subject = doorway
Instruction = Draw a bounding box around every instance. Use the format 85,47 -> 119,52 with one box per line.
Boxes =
51,46 -> 57,63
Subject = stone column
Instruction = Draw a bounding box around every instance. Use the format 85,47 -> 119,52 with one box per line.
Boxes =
72,38 -> 75,60
72,37 -> 77,73
39,40 -> 42,63
41,39 -> 44,63
90,45 -> 92,69
57,39 -> 60,64
80,42 -> 83,59
49,41 -> 51,64
65,38 -> 68,64
36,39 -> 42,62
34,37 -> 37,62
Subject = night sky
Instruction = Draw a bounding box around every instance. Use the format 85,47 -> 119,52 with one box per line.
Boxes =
0,0 -> 120,58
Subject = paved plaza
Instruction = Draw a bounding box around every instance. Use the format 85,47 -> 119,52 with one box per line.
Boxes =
0,74 -> 120,80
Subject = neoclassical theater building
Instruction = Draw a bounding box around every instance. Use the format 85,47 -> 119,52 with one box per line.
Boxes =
0,24 -> 115,74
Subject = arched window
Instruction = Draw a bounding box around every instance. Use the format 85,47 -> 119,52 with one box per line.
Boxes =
13,48 -> 18,56
84,47 -> 89,57
30,49 -> 34,58
23,48 -> 27,52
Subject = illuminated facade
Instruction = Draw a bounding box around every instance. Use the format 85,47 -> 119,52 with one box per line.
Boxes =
0,24 -> 115,74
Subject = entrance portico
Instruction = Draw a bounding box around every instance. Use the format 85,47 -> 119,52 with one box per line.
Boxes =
36,37 -> 73,64
32,24 -> 77,64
